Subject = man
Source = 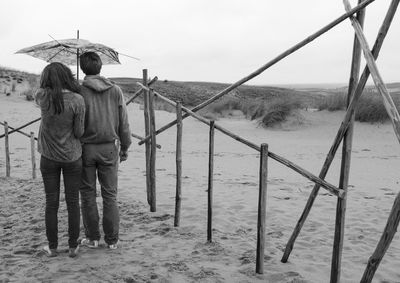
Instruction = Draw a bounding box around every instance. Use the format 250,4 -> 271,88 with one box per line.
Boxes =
78,52 -> 132,249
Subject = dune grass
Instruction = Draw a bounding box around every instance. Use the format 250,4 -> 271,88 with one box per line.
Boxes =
318,92 -> 400,123
199,96 -> 303,127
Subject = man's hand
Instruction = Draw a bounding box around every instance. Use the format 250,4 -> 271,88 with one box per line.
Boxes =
119,150 -> 128,162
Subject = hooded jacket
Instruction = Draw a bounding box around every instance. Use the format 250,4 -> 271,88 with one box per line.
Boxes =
80,75 -> 132,151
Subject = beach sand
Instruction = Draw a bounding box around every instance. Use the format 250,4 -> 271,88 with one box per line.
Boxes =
1,95 -> 400,282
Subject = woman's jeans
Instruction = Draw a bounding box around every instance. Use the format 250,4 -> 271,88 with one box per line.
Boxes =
80,143 -> 119,246
40,156 -> 82,249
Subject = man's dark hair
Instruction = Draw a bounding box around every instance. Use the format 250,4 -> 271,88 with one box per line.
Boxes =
79,52 -> 102,75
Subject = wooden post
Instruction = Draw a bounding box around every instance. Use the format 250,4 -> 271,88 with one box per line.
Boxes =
331,3 -> 365,282
4,122 -> 10,177
361,192 -> 400,282
0,121 -> 37,140
207,121 -> 215,242
149,89 -> 157,212
137,0 -> 376,147
174,102 -> 183,227
281,0 -> 399,262
256,143 -> 268,274
142,69 -> 152,207
77,30 -> 80,81
30,132 -> 37,179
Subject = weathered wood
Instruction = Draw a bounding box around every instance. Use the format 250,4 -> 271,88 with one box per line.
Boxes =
125,76 -> 158,106
0,117 -> 41,139
137,83 -> 344,198
281,0 -> 398,262
30,131 -> 37,179
207,121 -> 215,242
174,102 -> 183,227
149,89 -> 157,212
131,132 -> 161,149
256,143 -> 268,274
136,0 -> 376,147
344,0 -> 400,144
4,122 -> 10,177
331,3 -> 365,282
0,121 -> 37,141
142,69 -> 152,207
361,191 -> 400,282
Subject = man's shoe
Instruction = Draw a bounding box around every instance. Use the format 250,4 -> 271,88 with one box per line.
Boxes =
69,246 -> 79,258
43,245 -> 57,257
108,241 -> 119,250
80,238 -> 99,248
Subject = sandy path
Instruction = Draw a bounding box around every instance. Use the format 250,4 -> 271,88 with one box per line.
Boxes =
0,97 -> 400,282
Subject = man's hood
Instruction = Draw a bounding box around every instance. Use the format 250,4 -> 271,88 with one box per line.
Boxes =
81,75 -> 114,92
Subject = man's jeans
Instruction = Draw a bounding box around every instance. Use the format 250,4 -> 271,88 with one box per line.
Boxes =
80,143 -> 119,245
40,156 -> 81,249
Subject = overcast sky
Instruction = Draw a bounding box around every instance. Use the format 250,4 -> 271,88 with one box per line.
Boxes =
0,0 -> 399,85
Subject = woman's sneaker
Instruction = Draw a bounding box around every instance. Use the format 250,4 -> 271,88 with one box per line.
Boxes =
80,238 -> 99,248
69,246 -> 79,258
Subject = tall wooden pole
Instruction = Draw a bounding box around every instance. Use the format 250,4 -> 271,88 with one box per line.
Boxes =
142,69 -> 152,207
361,192 -> 400,282
330,2 -> 365,282
207,121 -> 215,242
149,89 -> 157,212
30,132 -> 37,179
174,102 -> 183,227
77,30 -> 80,81
4,122 -> 10,177
281,0 -> 399,262
256,143 -> 268,274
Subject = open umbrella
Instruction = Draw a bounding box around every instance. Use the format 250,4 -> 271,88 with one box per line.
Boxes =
16,32 -> 121,79
16,38 -> 120,65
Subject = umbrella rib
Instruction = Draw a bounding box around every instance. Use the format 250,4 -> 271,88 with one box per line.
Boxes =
47,46 -> 77,62
90,47 -> 120,63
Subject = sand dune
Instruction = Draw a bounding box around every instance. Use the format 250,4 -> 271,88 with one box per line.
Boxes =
1,96 -> 400,282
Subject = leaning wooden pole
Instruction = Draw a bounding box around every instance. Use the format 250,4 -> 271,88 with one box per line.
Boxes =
0,117 -> 41,139
331,2 -> 365,282
361,192 -> 400,282
174,102 -> 183,227
149,89 -> 157,212
281,0 -> 399,262
256,143 -> 268,274
344,0 -> 400,143
142,69 -> 152,207
0,121 -> 37,141
4,122 -> 10,177
137,0 -> 376,147
207,120 -> 215,242
30,131 -> 37,179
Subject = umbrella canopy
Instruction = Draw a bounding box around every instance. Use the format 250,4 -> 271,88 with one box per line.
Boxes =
16,38 -> 120,65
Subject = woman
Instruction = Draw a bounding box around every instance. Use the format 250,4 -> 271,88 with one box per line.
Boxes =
35,62 -> 85,258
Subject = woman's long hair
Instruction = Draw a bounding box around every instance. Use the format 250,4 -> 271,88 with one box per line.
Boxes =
39,62 -> 80,114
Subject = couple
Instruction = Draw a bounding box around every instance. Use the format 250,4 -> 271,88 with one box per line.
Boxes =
35,52 -> 132,258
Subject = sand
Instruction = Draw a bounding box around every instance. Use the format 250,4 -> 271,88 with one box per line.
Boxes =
0,95 -> 400,282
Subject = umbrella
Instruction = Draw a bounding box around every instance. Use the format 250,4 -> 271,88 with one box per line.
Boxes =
16,38 -> 120,65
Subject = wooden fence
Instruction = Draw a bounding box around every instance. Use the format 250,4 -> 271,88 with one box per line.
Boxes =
132,1 -> 400,282
0,1 -> 398,282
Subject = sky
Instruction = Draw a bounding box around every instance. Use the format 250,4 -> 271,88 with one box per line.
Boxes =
0,0 -> 399,85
